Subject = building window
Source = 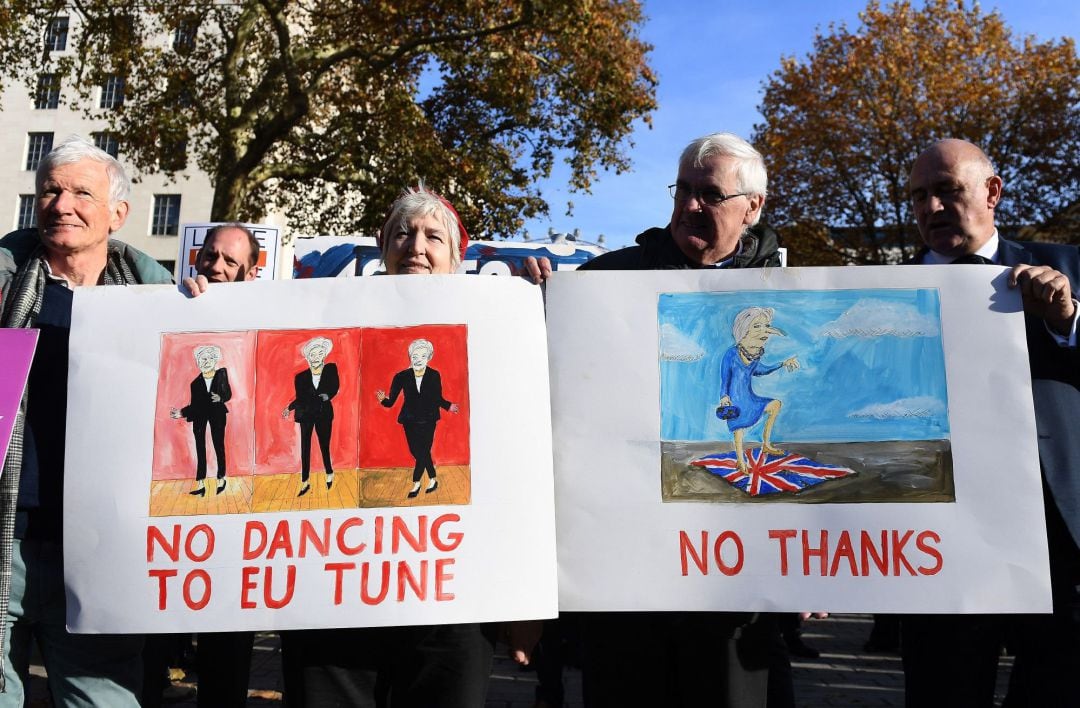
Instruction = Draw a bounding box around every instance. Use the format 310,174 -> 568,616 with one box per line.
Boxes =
26,133 -> 54,171
17,195 -> 37,230
172,18 -> 197,52
160,139 -> 188,172
151,195 -> 181,236
92,132 -> 120,158
44,16 -> 69,52
34,73 -> 61,109
100,75 -> 125,109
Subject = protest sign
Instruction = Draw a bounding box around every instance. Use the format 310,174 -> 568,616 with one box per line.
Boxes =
0,329 -> 38,468
292,235 -> 603,278
546,265 -> 1050,613
64,276 -> 556,632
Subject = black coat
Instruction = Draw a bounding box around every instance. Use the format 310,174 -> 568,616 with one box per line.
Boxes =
580,223 -> 782,271
287,363 -> 339,423
180,369 -> 231,423
381,367 -> 452,425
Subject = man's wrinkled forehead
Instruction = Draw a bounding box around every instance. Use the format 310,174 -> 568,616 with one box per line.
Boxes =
677,154 -> 735,186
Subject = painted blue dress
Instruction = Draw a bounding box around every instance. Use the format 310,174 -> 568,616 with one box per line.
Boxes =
720,345 -> 782,432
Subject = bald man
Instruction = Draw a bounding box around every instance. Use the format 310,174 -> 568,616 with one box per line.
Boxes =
901,138 -> 1080,707
185,223 -> 260,294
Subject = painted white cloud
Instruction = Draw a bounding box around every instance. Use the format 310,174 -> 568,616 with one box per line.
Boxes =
848,396 -> 945,419
659,323 -> 705,362
821,299 -> 940,338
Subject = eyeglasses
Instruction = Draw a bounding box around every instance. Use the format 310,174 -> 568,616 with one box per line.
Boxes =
668,184 -> 748,206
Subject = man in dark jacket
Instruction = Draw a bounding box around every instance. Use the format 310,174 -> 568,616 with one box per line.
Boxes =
0,136 -> 172,703
576,132 -> 783,708
582,132 -> 779,273
900,138 -> 1080,707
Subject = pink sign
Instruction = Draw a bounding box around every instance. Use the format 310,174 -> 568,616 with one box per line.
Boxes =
0,329 -> 39,468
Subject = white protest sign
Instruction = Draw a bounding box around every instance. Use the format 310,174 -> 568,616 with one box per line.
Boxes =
545,265 -> 1050,614
64,276 -> 556,632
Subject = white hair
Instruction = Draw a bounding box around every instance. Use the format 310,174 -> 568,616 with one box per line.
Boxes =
193,345 -> 222,363
731,307 -> 775,343
679,132 -> 767,225
301,337 -> 333,360
37,135 -> 131,206
408,338 -> 434,360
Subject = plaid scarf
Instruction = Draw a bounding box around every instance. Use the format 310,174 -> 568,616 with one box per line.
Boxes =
0,243 -> 138,691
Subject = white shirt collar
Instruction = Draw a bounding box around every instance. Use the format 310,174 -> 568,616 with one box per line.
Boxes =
923,230 -> 999,265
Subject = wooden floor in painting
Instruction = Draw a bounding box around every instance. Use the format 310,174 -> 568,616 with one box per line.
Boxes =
149,475 -> 257,517
358,465 -> 470,508
150,466 -> 470,517
251,470 -> 362,513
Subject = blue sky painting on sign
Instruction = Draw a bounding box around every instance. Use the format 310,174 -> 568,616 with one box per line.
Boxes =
658,288 -> 954,503
658,289 -> 949,445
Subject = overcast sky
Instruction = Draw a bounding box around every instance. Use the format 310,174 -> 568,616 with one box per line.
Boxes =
519,0 -> 1080,249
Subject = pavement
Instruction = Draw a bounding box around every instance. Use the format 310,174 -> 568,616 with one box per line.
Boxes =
26,613 -> 1015,707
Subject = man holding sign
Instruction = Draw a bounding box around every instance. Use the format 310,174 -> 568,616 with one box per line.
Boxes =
901,139 -> 1080,707
0,137 -> 172,703
182,222 -> 261,293
575,132 -> 782,707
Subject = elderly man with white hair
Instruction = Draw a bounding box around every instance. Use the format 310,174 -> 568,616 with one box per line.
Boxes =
581,131 -> 780,270
0,136 -> 172,703
577,133 -> 785,708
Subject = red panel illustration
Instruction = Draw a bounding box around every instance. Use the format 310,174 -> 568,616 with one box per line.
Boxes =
151,331 -> 256,514
254,329 -> 361,477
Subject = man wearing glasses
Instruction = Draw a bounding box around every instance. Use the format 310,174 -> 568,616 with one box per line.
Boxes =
576,132 -> 783,707
900,138 -> 1080,707
580,131 -> 780,271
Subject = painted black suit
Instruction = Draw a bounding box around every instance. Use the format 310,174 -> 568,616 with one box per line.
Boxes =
902,238 -> 1080,707
287,363 -> 339,484
180,369 -> 231,482
380,367 -> 453,483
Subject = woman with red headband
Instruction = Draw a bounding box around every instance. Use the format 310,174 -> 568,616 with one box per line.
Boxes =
280,185 -> 546,708
378,184 -> 471,275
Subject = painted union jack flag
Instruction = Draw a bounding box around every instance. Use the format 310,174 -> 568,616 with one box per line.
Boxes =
690,449 -> 856,496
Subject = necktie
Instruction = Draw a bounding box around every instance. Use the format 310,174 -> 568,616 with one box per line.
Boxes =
950,253 -> 993,265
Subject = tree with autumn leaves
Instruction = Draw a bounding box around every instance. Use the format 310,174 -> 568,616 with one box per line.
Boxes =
0,0 -> 656,238
754,0 -> 1079,266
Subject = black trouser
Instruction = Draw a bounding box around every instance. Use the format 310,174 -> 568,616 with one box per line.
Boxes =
403,421 -> 437,483
281,624 -> 496,708
579,611 -> 773,707
141,634 -> 192,708
299,415 -> 333,484
193,414 -> 226,481
902,492 -> 1080,708
196,631 -> 256,708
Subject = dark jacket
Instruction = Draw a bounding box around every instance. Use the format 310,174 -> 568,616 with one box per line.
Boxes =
913,238 -> 1080,548
579,224 -> 782,270
381,367 -> 452,425
180,369 -> 231,423
287,363 -> 340,424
